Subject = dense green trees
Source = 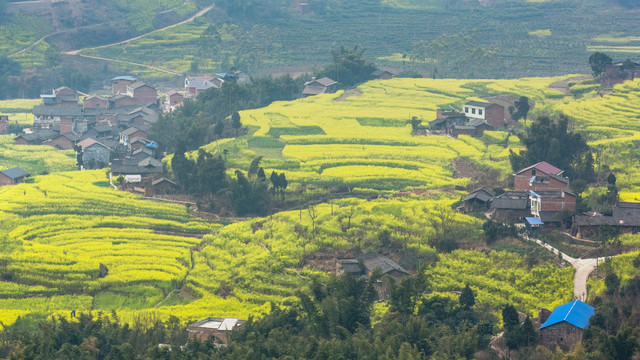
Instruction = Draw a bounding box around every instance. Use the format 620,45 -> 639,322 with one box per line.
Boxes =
315,46 -> 378,87
152,75 -> 303,153
509,115 -> 595,182
589,52 -> 613,77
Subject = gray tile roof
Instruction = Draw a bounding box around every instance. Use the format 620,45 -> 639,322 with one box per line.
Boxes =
1,167 -> 30,179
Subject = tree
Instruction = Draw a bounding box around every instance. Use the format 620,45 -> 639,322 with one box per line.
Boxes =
213,119 -> 225,139
74,145 -> 83,169
232,111 -> 242,136
459,284 -> 475,308
316,45 -> 378,87
605,273 -> 620,295
407,116 -> 422,136
509,115 -> 593,181
589,52 -> 612,77
510,96 -> 530,121
502,305 -> 519,331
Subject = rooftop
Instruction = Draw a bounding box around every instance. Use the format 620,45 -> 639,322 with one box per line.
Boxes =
0,167 -> 30,180
539,300 -> 594,330
112,76 -> 137,82
516,161 -> 564,176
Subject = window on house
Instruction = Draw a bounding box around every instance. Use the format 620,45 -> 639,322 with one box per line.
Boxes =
479,109 -> 483,115
472,108 -> 476,114
532,169 -> 536,176
465,107 -> 469,113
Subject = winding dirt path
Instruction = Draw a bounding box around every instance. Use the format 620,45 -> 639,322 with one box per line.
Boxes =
522,234 -> 607,300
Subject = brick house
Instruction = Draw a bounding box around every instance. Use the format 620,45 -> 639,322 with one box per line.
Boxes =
529,190 -> 577,226
0,167 -> 30,186
302,77 -> 338,97
430,108 -> 494,137
111,76 -> 137,95
40,87 -> 79,107
83,94 -> 109,110
126,82 -> 158,105
514,161 -> 570,192
110,94 -> 138,108
463,101 -> 505,128
603,61 -> 640,86
119,126 -> 149,146
539,300 -> 594,351
165,90 -> 184,109
187,317 -> 246,344
184,76 -> 223,98
46,132 -> 80,150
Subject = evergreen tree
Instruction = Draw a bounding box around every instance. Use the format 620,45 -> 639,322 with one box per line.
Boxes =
459,284 -> 475,309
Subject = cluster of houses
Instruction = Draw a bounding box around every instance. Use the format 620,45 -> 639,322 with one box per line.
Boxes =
464,161 -> 577,227
430,100 -> 506,137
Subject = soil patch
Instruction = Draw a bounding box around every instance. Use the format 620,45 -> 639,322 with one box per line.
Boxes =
549,75 -> 592,95
334,88 -> 363,101
451,157 -> 484,181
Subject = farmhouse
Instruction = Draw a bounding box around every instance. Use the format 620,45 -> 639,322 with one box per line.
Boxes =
430,108 -> 494,137
40,86 -> 79,108
371,69 -> 393,79
338,253 -> 409,280
125,82 -> 158,105
165,90 -> 184,110
0,167 -> 30,187
463,188 -> 494,212
83,94 -> 109,109
572,202 -> 640,239
45,132 -> 80,150
489,191 -> 530,221
514,161 -> 570,192
112,75 -> 137,94
302,77 -> 338,97
77,138 -> 111,168
187,317 -> 246,344
119,125 -> 149,146
603,60 -> 640,86
539,300 -> 594,351
463,101 -> 505,128
184,76 -> 223,98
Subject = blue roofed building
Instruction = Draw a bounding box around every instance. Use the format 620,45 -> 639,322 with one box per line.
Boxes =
538,300 -> 595,351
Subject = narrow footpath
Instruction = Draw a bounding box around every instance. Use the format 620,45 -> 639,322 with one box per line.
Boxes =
522,234 -> 607,300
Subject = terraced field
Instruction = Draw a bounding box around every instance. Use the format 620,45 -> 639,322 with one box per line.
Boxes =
202,77 -> 566,192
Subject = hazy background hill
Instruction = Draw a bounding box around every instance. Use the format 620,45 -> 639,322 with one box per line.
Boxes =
1,0 -> 640,93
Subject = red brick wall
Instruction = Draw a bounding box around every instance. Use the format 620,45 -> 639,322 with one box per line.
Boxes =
132,86 -> 158,105
60,118 -> 73,134
540,196 -> 576,212
485,104 -> 505,128
0,173 -> 14,186
49,136 -> 74,150
112,80 -> 134,95
84,97 -> 108,109
514,170 -> 569,192
169,93 -> 183,105
112,96 -> 137,108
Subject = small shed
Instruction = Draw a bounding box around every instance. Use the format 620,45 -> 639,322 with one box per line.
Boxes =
539,300 -> 594,351
152,177 -> 177,194
187,317 -> 246,344
0,167 -> 30,187
371,70 -> 393,80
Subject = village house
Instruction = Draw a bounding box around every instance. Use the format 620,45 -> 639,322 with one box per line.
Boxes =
125,82 -> 158,105
165,90 -> 184,110
538,300 -> 594,351
111,76 -> 137,95
83,94 -> 109,110
187,317 -> 246,344
371,70 -> 393,80
529,190 -> 577,226
0,167 -> 30,187
40,86 -> 79,108
119,125 -> 149,147
111,155 -> 163,176
463,101 -> 505,128
572,202 -> 640,239
14,129 -> 59,145
151,177 -> 177,195
302,77 -> 338,97
603,60 -> 640,86
184,76 -> 223,98
430,108 -> 494,137
463,188 -> 494,212
514,161 -> 570,192
77,138 -> 111,168
489,191 -> 530,221
45,132 -> 80,150
337,252 -> 409,299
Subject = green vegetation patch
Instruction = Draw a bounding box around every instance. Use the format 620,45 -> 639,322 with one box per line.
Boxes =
356,117 -> 407,127
267,126 -> 326,138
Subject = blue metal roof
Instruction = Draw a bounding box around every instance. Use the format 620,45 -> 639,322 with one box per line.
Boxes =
111,76 -> 137,82
529,190 -> 541,197
525,217 -> 544,225
540,300 -> 594,330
